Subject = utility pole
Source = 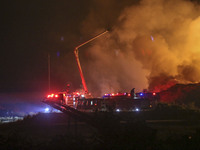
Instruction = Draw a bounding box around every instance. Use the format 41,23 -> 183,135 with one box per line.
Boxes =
48,53 -> 51,92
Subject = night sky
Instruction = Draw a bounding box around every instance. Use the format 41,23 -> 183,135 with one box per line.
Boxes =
1,0 -> 91,93
2,0 -> 200,96
1,0 -> 138,94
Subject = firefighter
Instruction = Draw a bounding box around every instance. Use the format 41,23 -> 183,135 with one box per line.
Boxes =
131,88 -> 135,99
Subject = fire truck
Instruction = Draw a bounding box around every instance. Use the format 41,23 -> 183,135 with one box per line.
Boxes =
43,31 -> 159,112
44,90 -> 159,112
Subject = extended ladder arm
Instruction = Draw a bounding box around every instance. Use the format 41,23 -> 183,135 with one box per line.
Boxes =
74,30 -> 108,94
74,48 -> 88,93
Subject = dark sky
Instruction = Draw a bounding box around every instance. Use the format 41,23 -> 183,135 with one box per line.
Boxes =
1,0 -> 139,93
1,0 -> 92,93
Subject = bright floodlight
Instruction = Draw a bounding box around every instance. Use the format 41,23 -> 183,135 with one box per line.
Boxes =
45,107 -> 50,113
135,108 -> 139,111
116,109 -> 120,112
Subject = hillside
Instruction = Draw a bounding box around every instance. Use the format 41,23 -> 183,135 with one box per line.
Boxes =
159,83 -> 200,106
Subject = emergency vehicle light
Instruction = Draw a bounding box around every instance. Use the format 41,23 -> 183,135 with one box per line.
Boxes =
47,94 -> 57,98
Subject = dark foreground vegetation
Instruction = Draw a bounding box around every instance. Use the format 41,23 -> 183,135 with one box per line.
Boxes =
1,103 -> 200,150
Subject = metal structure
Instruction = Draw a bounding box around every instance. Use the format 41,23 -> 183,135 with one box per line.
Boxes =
74,30 -> 108,94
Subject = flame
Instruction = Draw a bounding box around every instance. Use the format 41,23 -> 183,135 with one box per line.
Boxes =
80,0 -> 200,95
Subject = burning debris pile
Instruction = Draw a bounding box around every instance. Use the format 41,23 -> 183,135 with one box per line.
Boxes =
159,83 -> 200,107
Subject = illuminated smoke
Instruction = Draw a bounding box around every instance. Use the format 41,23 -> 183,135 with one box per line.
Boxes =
81,0 -> 200,96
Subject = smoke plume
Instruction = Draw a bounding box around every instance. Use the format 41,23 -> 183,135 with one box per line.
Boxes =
80,0 -> 200,96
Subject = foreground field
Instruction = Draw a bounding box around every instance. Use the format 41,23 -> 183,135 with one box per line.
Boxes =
1,106 -> 200,150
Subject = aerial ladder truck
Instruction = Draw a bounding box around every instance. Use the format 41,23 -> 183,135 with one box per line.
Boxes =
74,30 -> 108,97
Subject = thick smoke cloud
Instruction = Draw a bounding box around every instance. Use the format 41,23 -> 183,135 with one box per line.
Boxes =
78,0 -> 200,96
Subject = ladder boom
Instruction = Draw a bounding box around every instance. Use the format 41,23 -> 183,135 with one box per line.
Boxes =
74,30 -> 108,94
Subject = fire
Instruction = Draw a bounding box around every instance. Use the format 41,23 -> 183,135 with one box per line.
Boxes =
83,0 -> 200,95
